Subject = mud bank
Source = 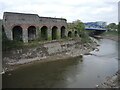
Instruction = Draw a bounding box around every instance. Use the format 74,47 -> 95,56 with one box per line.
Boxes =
2,38 -> 98,72
101,33 -> 118,42
97,33 -> 119,88
97,70 -> 120,88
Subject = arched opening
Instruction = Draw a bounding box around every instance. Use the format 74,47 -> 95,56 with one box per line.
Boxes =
52,26 -> 58,40
2,25 -> 4,32
61,26 -> 65,38
12,26 -> 23,41
41,26 -> 48,40
68,31 -> 72,38
74,31 -> 78,37
28,26 -> 36,41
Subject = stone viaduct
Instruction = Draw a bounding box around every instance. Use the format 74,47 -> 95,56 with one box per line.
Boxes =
3,12 -> 75,43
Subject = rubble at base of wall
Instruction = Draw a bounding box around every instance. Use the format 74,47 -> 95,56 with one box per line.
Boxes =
2,39 -> 98,72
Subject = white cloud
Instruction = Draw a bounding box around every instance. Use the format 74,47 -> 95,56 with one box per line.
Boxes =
0,0 -> 119,24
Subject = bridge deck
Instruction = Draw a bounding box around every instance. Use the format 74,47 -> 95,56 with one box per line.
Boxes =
85,28 -> 107,31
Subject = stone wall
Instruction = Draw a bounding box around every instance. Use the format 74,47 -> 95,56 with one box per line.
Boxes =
3,39 -> 97,71
3,12 -> 68,42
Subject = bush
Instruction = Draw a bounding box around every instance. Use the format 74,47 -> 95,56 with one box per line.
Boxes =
80,31 -> 91,43
2,31 -> 24,51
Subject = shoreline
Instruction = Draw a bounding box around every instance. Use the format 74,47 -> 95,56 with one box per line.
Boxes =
101,33 -> 118,41
2,38 -> 98,73
2,33 -> 119,88
96,33 -> 119,88
97,70 -> 120,88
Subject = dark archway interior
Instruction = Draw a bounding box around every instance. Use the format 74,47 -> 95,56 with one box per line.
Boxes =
75,31 -> 78,37
41,26 -> 48,40
2,25 -> 4,32
52,26 -> 57,40
61,26 -> 65,38
68,31 -> 72,38
28,26 -> 36,41
12,26 -> 22,41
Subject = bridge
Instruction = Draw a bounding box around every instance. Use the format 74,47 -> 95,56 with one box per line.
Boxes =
85,28 -> 106,31
84,23 -> 107,36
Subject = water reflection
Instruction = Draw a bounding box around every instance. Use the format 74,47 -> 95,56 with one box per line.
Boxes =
3,57 -> 83,88
2,39 -> 118,88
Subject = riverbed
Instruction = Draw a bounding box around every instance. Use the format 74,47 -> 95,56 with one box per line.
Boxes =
2,39 -> 118,88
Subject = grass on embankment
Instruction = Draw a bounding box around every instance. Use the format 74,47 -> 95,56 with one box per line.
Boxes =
104,30 -> 118,35
3,37 -> 92,51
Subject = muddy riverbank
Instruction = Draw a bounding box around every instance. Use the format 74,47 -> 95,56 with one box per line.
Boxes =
97,70 -> 120,88
101,33 -> 118,41
97,33 -> 119,88
2,37 -> 98,72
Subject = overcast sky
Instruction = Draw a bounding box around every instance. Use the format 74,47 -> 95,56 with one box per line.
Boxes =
0,0 -> 119,24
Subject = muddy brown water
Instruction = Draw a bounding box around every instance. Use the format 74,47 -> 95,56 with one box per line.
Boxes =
2,39 -> 118,88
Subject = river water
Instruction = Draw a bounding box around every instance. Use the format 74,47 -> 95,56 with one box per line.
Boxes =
2,39 -> 118,88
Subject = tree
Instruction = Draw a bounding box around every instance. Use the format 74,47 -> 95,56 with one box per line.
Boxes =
73,20 -> 85,36
106,23 -> 117,30
67,19 -> 85,37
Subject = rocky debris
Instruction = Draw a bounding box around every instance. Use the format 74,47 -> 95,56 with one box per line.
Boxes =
3,39 -> 98,72
97,70 -> 120,88
89,37 -> 99,45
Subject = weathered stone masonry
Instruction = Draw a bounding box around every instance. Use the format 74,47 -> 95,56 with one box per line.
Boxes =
3,12 -> 68,43
2,40 -> 97,66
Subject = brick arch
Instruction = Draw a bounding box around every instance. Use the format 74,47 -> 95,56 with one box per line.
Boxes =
12,25 -> 23,41
74,31 -> 78,37
51,25 -> 59,29
27,25 -> 36,41
12,24 -> 23,30
68,31 -> 72,38
27,24 -> 36,29
40,24 -> 49,29
51,26 -> 58,40
60,25 -> 66,29
41,25 -> 48,40
60,26 -> 66,38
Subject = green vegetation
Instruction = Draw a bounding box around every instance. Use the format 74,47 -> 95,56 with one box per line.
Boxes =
67,19 -> 90,43
105,23 -> 118,30
56,29 -> 60,39
105,30 -> 118,35
67,20 -> 85,36
2,31 -> 24,51
104,22 -> 118,36
2,19 -> 91,51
